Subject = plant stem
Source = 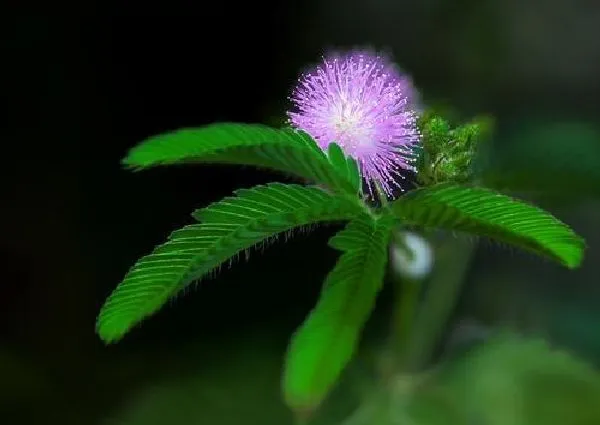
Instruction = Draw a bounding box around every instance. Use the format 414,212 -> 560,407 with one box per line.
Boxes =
391,274 -> 421,370
403,236 -> 476,372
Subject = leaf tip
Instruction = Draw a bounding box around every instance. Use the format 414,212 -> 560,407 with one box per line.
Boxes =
120,155 -> 145,172
563,241 -> 586,269
95,308 -> 129,345
95,324 -> 123,345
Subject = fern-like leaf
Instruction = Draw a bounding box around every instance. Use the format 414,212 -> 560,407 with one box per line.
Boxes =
282,213 -> 395,413
123,123 -> 360,195
391,183 -> 585,268
96,183 -> 365,343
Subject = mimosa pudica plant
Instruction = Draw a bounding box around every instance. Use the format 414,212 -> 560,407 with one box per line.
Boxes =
96,50 -> 586,416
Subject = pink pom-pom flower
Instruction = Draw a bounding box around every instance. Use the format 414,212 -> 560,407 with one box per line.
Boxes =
288,50 -> 421,198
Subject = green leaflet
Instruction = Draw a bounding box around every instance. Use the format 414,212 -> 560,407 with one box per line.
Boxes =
326,142 -> 361,192
282,213 -> 395,413
123,123 -> 360,195
96,183 -> 365,343
390,183 -> 585,268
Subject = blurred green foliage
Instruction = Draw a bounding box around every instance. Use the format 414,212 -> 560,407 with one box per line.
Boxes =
101,333 -> 293,425
478,119 -> 600,203
340,333 -> 600,425
442,334 -> 600,425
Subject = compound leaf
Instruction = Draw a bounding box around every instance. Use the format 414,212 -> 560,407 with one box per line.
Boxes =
123,123 -> 360,195
97,183 -> 365,343
391,183 -> 585,268
282,213 -> 395,413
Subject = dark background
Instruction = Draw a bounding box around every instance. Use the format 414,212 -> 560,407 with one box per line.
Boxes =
3,3 -> 600,424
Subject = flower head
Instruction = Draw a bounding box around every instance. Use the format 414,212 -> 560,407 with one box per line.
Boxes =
287,50 -> 421,198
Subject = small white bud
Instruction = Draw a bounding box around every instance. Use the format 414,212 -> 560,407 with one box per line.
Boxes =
390,231 -> 434,280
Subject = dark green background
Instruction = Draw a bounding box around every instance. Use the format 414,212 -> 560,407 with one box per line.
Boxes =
2,3 -> 600,424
